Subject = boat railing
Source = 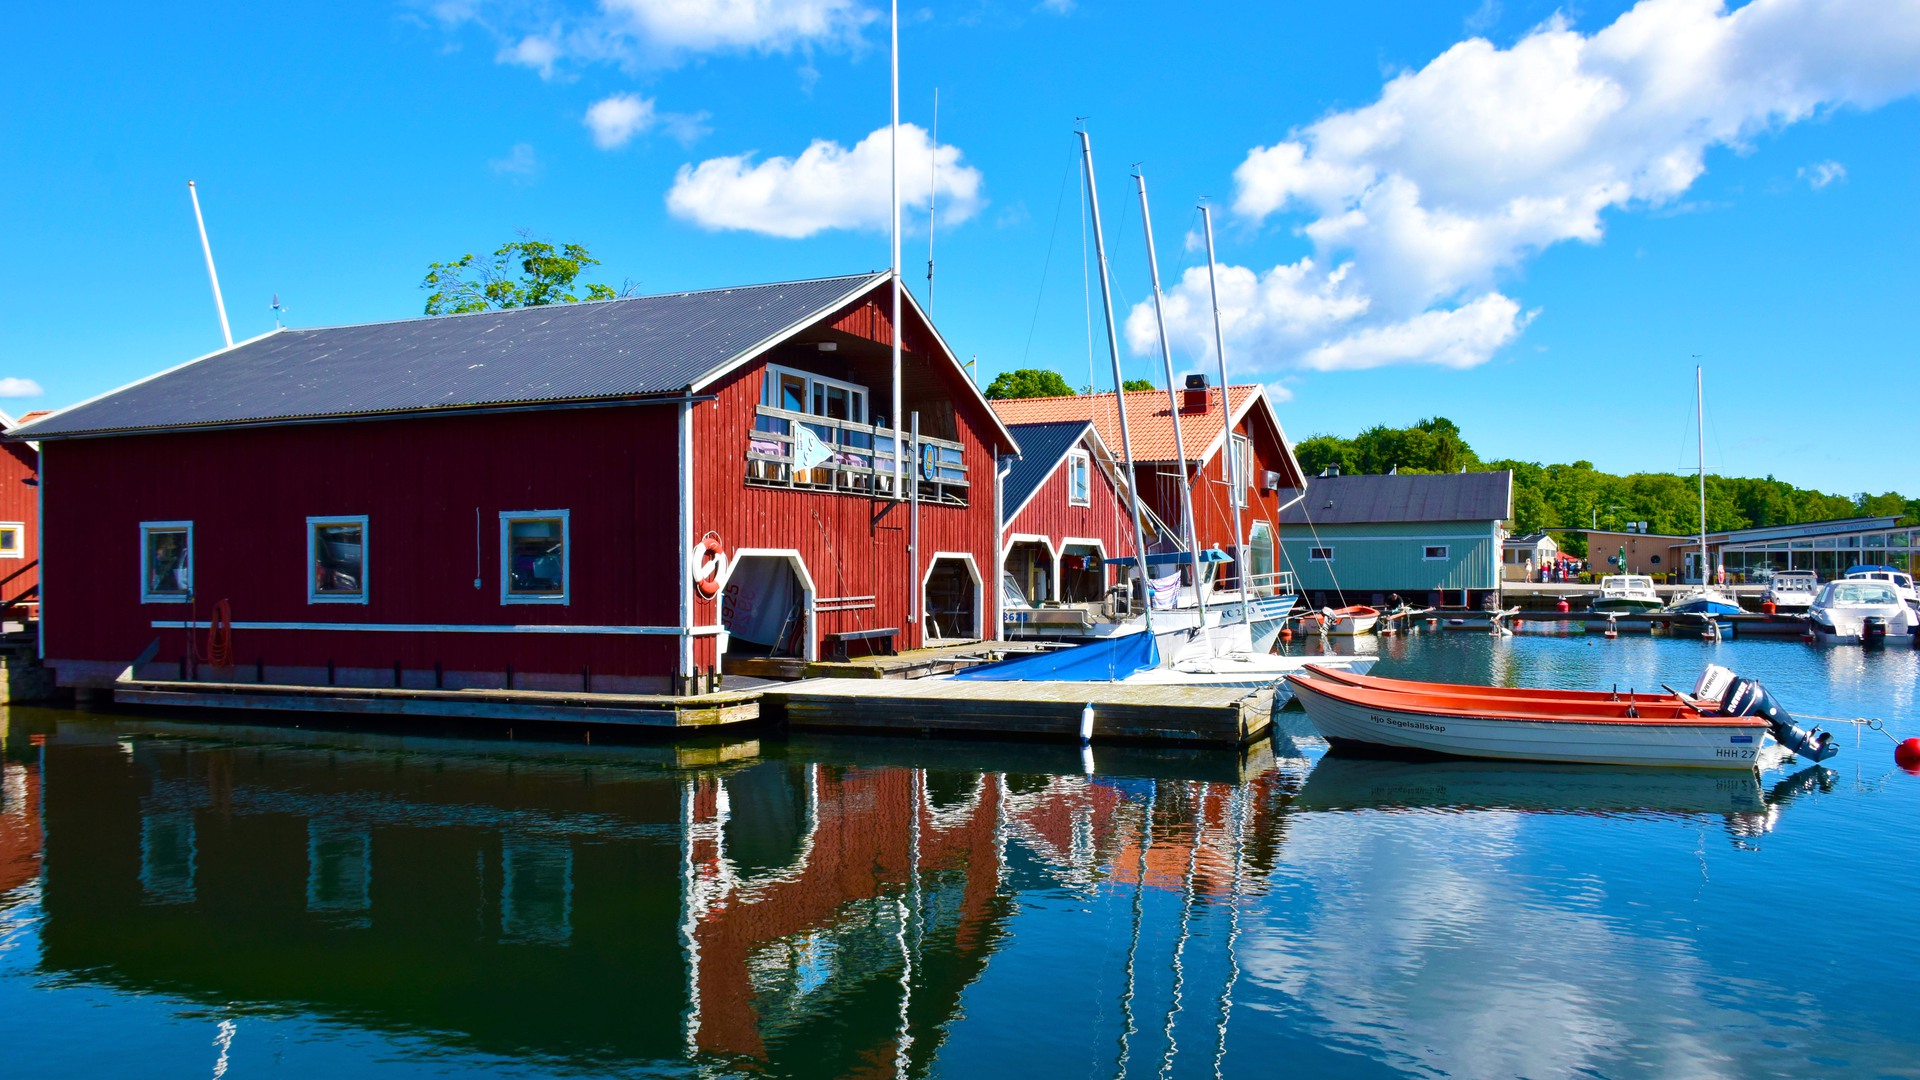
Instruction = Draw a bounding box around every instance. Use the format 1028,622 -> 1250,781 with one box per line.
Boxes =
746,404 -> 968,505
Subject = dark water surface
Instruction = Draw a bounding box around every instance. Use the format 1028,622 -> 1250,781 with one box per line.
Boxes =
2,633 -> 1916,1078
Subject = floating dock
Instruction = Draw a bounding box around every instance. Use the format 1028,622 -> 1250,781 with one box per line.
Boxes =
765,678 -> 1274,746
111,676 -> 763,729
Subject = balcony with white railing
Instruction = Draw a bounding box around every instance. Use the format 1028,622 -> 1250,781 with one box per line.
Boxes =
746,405 -> 969,506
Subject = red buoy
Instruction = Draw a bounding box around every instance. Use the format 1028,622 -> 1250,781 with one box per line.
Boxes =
1897,738 -> 1920,770
1280,627 -> 1293,643
1556,598 -> 1570,613
1762,600 -> 1776,615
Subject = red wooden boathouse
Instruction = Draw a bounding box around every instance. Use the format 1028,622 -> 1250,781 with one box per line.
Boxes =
0,410 -> 42,620
13,272 -> 1017,695
991,381 -> 1305,594
997,419 -> 1139,607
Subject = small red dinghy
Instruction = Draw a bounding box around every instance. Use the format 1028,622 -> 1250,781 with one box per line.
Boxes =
1314,605 -> 1378,636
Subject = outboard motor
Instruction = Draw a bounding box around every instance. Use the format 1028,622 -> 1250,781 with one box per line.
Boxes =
1861,616 -> 1888,646
1722,675 -> 1839,763
1693,664 -> 1737,702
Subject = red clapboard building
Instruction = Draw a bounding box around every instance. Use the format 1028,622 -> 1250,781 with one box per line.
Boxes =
12,272 -> 1016,694
996,419 -> 1139,607
990,380 -> 1305,594
0,410 -> 43,619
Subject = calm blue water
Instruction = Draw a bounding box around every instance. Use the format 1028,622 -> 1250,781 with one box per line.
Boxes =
1,632 -> 1916,1078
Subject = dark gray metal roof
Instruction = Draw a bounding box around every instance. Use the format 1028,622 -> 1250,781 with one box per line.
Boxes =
1279,471 -> 1512,526
1002,420 -> 1093,526
18,272 -> 886,440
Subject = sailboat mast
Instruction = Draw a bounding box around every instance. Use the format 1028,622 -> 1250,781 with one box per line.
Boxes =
1200,205 -> 1250,624
1079,130 -> 1154,634
889,0 -> 903,502
1697,364 -> 1707,585
1134,170 -> 1203,599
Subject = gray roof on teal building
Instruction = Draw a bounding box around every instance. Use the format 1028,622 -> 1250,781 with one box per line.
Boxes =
16,272 -> 894,441
1002,420 -> 1094,526
1279,471 -> 1512,526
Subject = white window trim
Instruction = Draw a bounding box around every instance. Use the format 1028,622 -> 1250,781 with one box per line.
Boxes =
500,509 -> 571,606
0,521 -> 22,558
1422,544 -> 1450,561
140,520 -> 194,604
1309,546 -> 1335,562
1230,434 -> 1252,509
307,515 -> 370,605
763,363 -> 871,422
1066,450 -> 1092,507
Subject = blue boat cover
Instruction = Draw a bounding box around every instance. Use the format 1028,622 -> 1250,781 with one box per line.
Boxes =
1844,564 -> 1899,576
1107,548 -> 1234,569
951,631 -> 1160,682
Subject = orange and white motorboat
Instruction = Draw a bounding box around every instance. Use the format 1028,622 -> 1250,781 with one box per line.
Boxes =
1285,664 -> 1838,769
1313,605 -> 1379,636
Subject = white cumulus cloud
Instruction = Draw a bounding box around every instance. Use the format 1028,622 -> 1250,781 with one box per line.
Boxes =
1141,0 -> 1920,375
666,123 -> 984,238
585,93 -> 658,148
0,378 -> 44,398
602,0 -> 875,56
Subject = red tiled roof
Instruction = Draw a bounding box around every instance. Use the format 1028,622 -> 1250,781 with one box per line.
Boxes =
16,411 -> 52,424
989,386 -> 1258,463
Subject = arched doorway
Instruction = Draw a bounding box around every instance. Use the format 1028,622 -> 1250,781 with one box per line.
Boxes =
1003,535 -> 1055,605
1059,538 -> 1107,602
720,551 -> 815,660
923,553 -> 981,642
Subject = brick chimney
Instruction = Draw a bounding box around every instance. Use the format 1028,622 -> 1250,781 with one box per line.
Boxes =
1182,373 -> 1209,413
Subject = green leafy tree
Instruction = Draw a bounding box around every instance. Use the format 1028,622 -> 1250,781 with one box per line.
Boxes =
1122,378 -> 1156,392
1295,434 -> 1356,477
984,368 -> 1075,400
421,236 -> 620,315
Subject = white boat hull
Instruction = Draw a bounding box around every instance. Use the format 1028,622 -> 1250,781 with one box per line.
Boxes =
1290,679 -> 1768,770
1125,653 -> 1377,691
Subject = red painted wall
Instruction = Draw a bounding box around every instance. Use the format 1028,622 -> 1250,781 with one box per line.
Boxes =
1133,405 -> 1296,580
1003,436 -> 1136,564
0,439 -> 37,610
42,405 -> 682,687
688,291 -> 1005,662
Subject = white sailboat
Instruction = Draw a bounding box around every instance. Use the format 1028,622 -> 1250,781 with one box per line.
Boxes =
1665,365 -> 1742,618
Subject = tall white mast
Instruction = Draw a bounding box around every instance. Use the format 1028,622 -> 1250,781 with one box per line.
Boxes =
927,88 -> 937,313
1134,170 -> 1202,597
187,181 -> 233,348
1200,205 -> 1251,624
890,0 -> 903,500
1697,364 -> 1707,585
1080,130 -> 1153,634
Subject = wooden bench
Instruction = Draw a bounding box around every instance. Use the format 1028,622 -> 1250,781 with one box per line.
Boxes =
823,627 -> 899,662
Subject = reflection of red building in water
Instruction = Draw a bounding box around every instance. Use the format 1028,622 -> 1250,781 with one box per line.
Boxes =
31,721 -> 1291,1075
0,754 -> 42,901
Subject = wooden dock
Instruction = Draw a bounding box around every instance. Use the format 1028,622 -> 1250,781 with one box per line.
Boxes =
112,677 -> 763,729
765,678 -> 1274,746
725,640 -> 1054,681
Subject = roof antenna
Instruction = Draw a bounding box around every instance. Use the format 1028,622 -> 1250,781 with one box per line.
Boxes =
271,293 -> 287,330
187,181 -> 233,348
926,87 -> 938,315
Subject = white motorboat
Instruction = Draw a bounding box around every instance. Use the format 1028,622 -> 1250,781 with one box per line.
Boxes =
1842,565 -> 1918,608
1588,575 -> 1662,615
1807,579 -> 1917,646
1761,571 -> 1819,613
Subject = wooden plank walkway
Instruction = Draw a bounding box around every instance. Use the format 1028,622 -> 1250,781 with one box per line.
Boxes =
765,678 -> 1273,746
725,640 -> 1055,681
113,678 -> 761,729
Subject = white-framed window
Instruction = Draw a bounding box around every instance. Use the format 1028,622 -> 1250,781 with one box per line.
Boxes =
140,520 -> 193,603
1230,434 -> 1253,508
761,363 -> 868,423
501,510 -> 569,604
1423,545 -> 1450,561
1067,450 -> 1091,506
0,522 -> 22,558
1309,546 -> 1334,562
308,515 -> 369,604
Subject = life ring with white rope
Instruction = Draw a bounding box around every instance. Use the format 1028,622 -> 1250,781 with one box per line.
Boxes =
692,531 -> 726,601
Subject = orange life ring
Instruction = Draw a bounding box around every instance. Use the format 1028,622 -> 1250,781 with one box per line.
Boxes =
692,531 -> 726,601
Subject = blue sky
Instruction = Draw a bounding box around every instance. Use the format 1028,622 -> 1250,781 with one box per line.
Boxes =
4,0 -> 1916,497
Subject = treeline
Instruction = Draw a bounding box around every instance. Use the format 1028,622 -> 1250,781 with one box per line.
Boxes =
1294,419 -> 1917,556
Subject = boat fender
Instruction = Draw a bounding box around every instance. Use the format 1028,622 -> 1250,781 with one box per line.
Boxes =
1080,704 -> 1095,745
1897,738 -> 1920,770
1762,600 -> 1776,615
